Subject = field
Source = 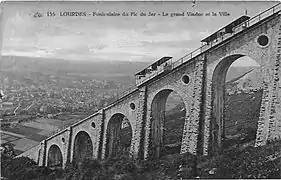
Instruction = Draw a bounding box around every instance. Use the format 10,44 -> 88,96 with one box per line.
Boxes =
0,114 -> 89,155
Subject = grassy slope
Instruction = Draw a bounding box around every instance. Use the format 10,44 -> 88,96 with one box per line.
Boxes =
224,90 -> 263,136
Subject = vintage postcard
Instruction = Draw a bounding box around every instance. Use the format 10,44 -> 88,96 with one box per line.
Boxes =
0,1 -> 280,179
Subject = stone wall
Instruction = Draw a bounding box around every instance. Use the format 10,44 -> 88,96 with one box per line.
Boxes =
267,22 -> 281,141
131,86 -> 147,159
184,57 -> 206,155
255,15 -> 281,146
275,23 -> 281,139
189,57 -> 207,155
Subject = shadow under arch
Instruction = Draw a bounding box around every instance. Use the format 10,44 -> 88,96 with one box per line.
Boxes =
149,88 -> 187,159
47,144 -> 63,168
210,54 -> 262,154
73,131 -> 93,163
105,113 -> 133,159
37,149 -> 41,164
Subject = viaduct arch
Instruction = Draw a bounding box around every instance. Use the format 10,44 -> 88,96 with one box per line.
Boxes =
148,88 -> 188,158
210,54 -> 262,153
47,145 -> 63,168
105,113 -> 133,159
73,131 -> 93,163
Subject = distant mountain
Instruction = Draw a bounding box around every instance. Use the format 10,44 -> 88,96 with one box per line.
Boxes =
226,66 -> 259,82
0,55 -> 149,87
0,55 -> 148,75
225,66 -> 263,94
1,55 -> 260,85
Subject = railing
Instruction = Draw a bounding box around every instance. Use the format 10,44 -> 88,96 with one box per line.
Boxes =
106,86 -> 138,105
137,3 -> 281,86
117,86 -> 138,100
136,62 -> 173,85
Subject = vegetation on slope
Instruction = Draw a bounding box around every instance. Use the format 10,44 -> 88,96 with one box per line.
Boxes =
1,140 -> 280,180
224,90 -> 262,135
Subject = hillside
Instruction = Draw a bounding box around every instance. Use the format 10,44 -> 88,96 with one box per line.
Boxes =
225,66 -> 258,82
225,66 -> 262,94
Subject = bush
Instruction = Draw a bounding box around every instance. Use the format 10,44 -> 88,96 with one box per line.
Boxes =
198,140 -> 281,179
1,156 -> 55,180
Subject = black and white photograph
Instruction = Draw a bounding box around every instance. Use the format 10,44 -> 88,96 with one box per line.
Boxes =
0,0 -> 280,179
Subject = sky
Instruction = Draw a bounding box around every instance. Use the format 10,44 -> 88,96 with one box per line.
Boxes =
0,0 -> 279,66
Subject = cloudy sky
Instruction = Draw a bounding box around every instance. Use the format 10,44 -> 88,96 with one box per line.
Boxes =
0,0 -> 279,66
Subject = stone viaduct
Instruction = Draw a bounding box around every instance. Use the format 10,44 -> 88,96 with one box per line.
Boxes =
19,4 -> 281,168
